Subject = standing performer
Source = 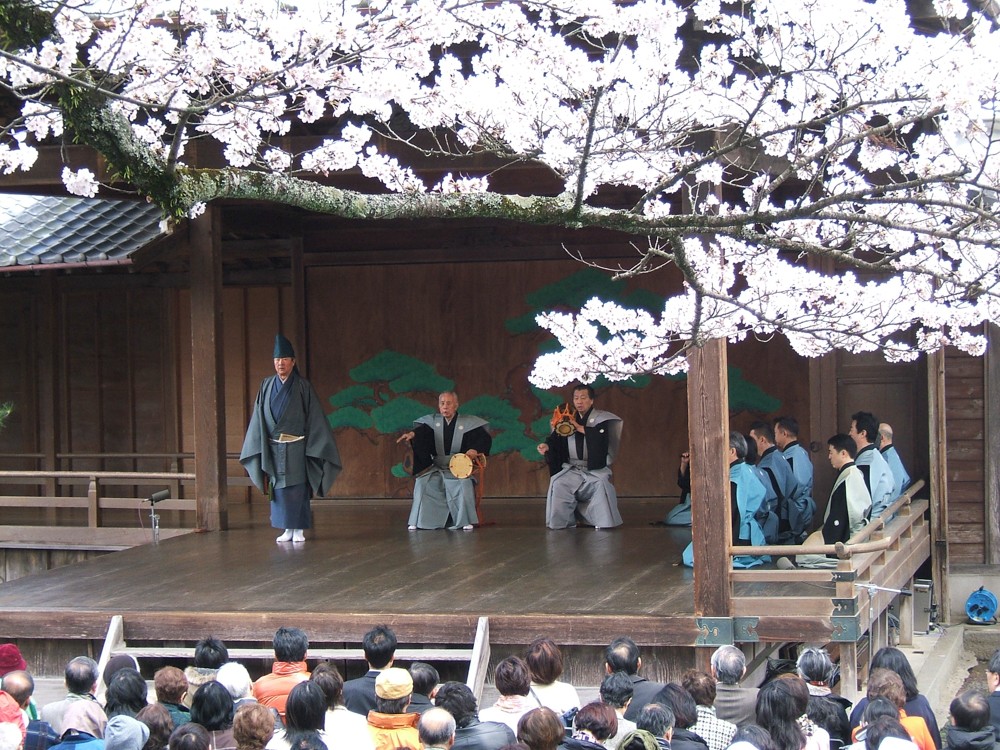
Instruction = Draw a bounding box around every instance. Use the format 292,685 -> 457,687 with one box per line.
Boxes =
240,334 -> 342,544
537,384 -> 623,530
397,392 -> 491,530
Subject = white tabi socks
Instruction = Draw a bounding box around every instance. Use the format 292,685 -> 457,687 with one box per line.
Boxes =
276,529 -> 293,543
291,529 -> 305,543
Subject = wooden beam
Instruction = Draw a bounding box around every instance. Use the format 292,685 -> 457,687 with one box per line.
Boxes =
688,338 -> 732,621
189,205 -> 229,531
985,324 -> 1000,565
927,350 -> 949,622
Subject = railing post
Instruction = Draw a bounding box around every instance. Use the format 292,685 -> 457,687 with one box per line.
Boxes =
898,577 -> 914,646
88,476 -> 100,528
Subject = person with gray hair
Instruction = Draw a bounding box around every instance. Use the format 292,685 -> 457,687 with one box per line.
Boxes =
797,649 -> 851,710
398,391 -> 492,530
0,723 -> 22,750
418,708 -> 457,750
710,647 -> 758,729
41,657 -> 100,736
217,663 -> 257,710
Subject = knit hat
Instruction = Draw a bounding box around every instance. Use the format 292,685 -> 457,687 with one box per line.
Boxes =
102,654 -> 138,690
374,668 -> 413,700
617,729 -> 661,750
0,645 -> 26,677
273,334 -> 295,359
62,700 -> 108,739
105,715 -> 149,750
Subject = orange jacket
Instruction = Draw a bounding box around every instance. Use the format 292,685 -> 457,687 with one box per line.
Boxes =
367,711 -> 422,750
252,662 -> 309,717
850,710 -> 935,750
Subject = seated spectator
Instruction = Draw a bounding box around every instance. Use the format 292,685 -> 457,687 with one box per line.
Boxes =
191,681 -> 236,750
653,684 -> 708,750
41,658 -> 100,737
106,670 -> 148,719
154,668 -> 191,730
618,730 -> 661,750
135,704 -> 173,750
0,691 -> 24,740
515,708 -> 564,750
775,676 -> 830,750
418,708 -> 456,750
0,724 -> 21,750
566,702 -> 617,750
987,650 -> 1000,743
807,696 -> 851,750
105,715 -> 149,750
4,669 -> 61,750
525,638 -> 580,717
253,628 -> 310,718
606,639 -> 665,723
711,647 -> 758,729
434,681 -> 514,750
944,691 -> 995,750
635,703 -> 674,750
864,717 -> 917,750
601,672 -> 637,750
308,663 -> 374,750
850,671 -> 933,750
756,678 -> 824,750
185,638 -> 229,707
344,625 -> 397,717
267,682 -> 328,750
797,650 -> 851,713
233,704 -> 276,750
366,668 -> 420,750
217,664 -> 256,712
169,723 -> 211,750
51,702 -> 108,750
0,646 -> 27,682
849,649 -> 939,750
499,744 -> 530,750
102,657 -> 139,698
408,664 -> 438,716
480,658 -> 539,734
681,670 -> 737,750
848,698 -> 902,750
731,724 -> 776,750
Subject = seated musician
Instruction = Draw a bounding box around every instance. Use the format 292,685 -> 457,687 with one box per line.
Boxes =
536,384 -> 623,530
397,391 -> 491,530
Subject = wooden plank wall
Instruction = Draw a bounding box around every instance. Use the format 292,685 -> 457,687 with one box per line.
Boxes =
945,347 -> 986,564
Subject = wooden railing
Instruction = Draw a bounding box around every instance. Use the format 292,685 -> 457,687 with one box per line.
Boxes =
727,479 -> 931,700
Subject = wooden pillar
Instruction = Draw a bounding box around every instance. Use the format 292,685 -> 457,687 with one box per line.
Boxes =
840,641 -> 859,703
189,205 -> 229,531
38,274 -> 60,505
290,238 -> 308,377
898,579 -> 914,646
985,324 -> 1000,565
927,350 -> 949,623
688,337 -> 732,664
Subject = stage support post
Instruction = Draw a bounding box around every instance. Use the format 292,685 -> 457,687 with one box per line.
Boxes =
927,349 -> 948,623
688,337 -> 732,670
190,204 -> 229,532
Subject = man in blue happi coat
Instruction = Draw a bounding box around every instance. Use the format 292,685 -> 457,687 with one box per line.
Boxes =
750,421 -> 812,544
850,411 -> 894,519
878,422 -> 911,503
240,334 -> 342,544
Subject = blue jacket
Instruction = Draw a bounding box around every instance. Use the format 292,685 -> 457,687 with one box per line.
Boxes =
880,445 -> 910,502
759,446 -> 812,543
855,444 -> 894,518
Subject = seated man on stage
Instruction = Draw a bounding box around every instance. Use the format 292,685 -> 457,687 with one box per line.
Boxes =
537,384 -> 623,530
398,392 -> 491,530
878,422 -> 911,503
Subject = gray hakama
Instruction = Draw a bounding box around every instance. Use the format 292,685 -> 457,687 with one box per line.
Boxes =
544,410 -> 623,529
408,414 -> 490,530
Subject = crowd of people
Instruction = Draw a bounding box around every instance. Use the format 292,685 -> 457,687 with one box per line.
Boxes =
0,627 -> 991,750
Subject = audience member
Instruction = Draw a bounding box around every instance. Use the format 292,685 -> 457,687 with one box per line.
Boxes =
105,669 -> 148,719
775,675 -> 830,750
945,691 -> 995,750
408,664 -> 438,716
0,724 -> 22,750
797,650 -> 851,712
566,702 -> 617,750
308,663 -> 374,750
849,649 -> 939,750
525,638 -> 580,717
498,744 -> 530,750
4,669 -> 61,750
681,670 -> 736,750
217,664 -> 256,711
618,730 -> 661,750
516,708 -> 564,750
41,658 -> 100,736
651,685 -> 706,750
267,681 -> 328,750
154,668 -> 191,730
51,702 -> 108,750
711,647 -> 758,729
253,628 -> 310,718
850,699 -> 902,750
635,703 -> 674,750
606,638 -> 664,722
756,679 -> 812,750
849,412 -> 894,519
433,681 -> 514,750
806,695 -> 851,750
0,647 -> 27,681
169,723 -> 211,750
105,715 -> 149,750
986,649 -> 1000,742
601,672 -> 637,750
233,703 -> 275,750
480,657 -> 539,734
343,625 -> 397,716
852,670 -> 933,750
135,704 -> 173,750
366,668 -> 420,750
102,657 -> 139,697
191,680 -> 236,750
732,724 -> 776,750
864,717 -> 915,750
418,708 -> 456,750
185,638 -> 229,707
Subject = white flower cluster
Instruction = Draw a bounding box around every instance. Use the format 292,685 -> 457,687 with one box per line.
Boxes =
60,167 -> 99,197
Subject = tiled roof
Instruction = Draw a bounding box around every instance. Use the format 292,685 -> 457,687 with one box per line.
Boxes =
0,194 -> 165,268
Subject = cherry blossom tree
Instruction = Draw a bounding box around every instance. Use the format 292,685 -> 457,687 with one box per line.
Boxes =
1,0 -> 999,386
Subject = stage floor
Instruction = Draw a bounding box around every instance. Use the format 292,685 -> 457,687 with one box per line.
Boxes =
0,499 -> 704,647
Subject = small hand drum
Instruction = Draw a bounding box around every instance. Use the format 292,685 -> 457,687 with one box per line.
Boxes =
449,453 -> 474,479
555,419 -> 576,437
